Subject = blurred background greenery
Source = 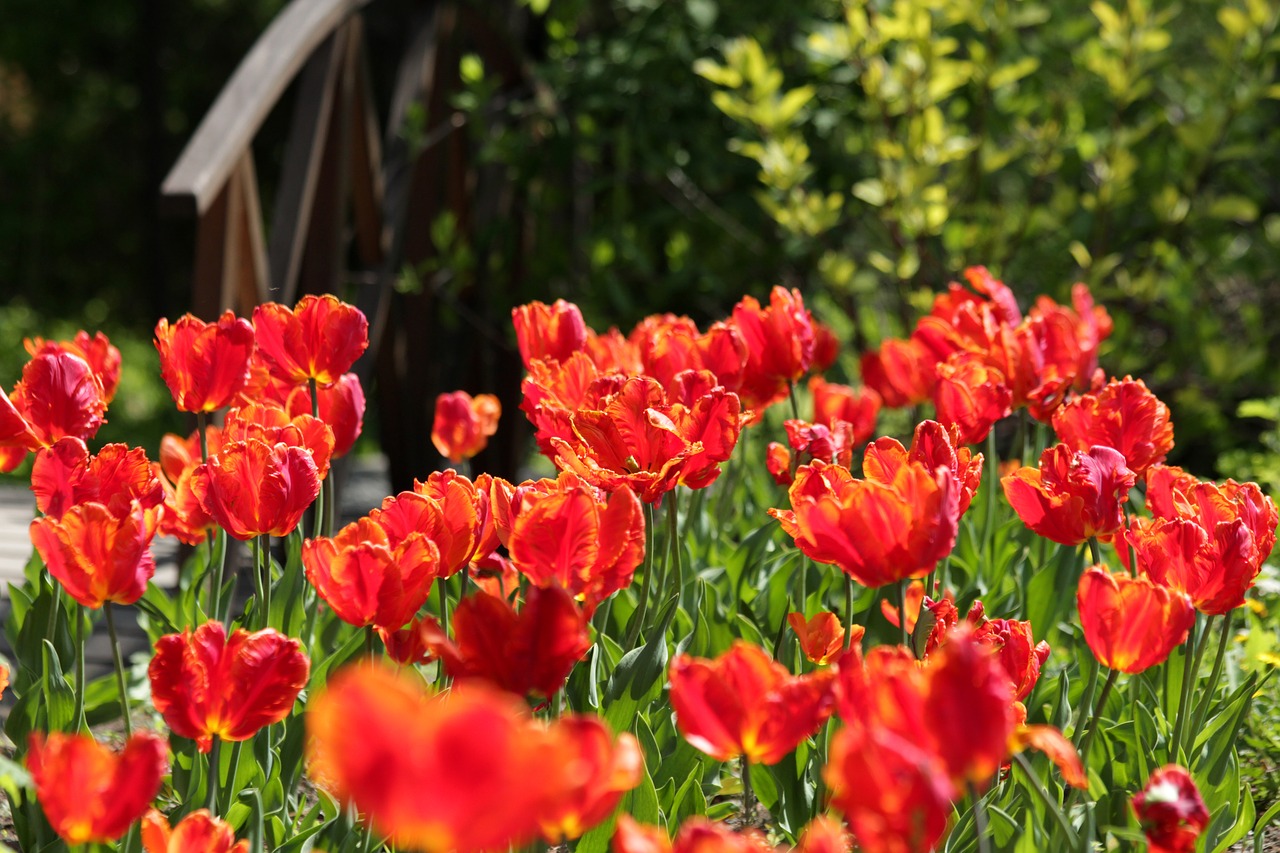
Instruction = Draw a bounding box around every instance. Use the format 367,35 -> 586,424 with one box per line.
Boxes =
3,0 -> 1280,480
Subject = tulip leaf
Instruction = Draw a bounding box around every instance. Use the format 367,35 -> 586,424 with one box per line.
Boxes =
40,640 -> 75,733
308,626 -> 366,692
628,594 -> 678,701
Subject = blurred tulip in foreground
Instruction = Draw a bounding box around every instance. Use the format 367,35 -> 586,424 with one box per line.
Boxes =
142,809 -> 248,853
1131,765 -> 1209,853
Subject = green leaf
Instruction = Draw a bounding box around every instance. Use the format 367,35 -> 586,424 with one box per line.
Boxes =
41,640 -> 75,732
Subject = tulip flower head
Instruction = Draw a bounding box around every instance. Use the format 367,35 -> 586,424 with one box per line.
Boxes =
1077,565 -> 1195,673
149,620 -> 309,752
154,311 -> 255,412
252,295 -> 369,385
0,351 -> 107,471
29,499 -> 156,608
1002,444 -> 1136,545
27,730 -> 168,846
432,390 -> 501,463
26,331 -> 122,404
142,809 -> 248,853
190,438 -> 321,540
1052,376 -> 1174,476
728,286 -> 816,416
1131,765 -> 1209,853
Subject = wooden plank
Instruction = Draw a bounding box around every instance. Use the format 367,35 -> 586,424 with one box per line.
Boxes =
267,28 -> 348,302
160,0 -> 372,218
348,31 -> 387,269
233,152 -> 270,309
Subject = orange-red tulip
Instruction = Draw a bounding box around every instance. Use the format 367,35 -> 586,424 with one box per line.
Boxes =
537,716 -> 644,842
506,473 -> 644,612
431,586 -> 590,699
613,815 -> 771,853
1027,284 -> 1112,398
156,427 -> 223,545
26,331 -> 122,404
810,321 -> 841,373
1009,724 -> 1088,789
771,456 -> 959,590
1077,565 -> 1195,673
31,437 -> 165,523
1052,376 -> 1173,476
860,337 -> 935,409
190,439 -> 321,540
252,295 -> 369,385
1002,444 -> 1136,545
1126,517 -> 1259,615
142,809 -> 248,853
30,500 -> 155,608
863,419 -> 983,515
307,665 -> 637,853
223,402 -> 335,479
728,286 -> 816,416
432,391 -> 501,463
0,351 -> 106,471
520,351 -> 622,456
27,730 -> 168,846
1131,765 -> 1209,853
302,517 -> 441,630
585,326 -> 644,374
370,473 -> 489,579
513,299 -> 589,368
148,620 -> 309,752
631,314 -> 747,396
154,312 -> 255,412
809,375 -> 880,447
973,618 -> 1051,702
933,351 -> 1012,445
669,641 -> 835,765
268,372 -> 367,458
788,611 -> 856,665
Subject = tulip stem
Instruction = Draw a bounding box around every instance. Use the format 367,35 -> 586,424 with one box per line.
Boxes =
309,377 -> 320,419
207,736 -> 221,811
843,575 -> 855,651
1189,613 -> 1232,746
1077,667 -> 1118,765
196,411 -> 210,461
1171,615 -> 1207,760
1071,656 -> 1099,749
667,494 -> 683,600
787,382 -> 801,421
1012,753 -> 1079,849
968,781 -> 992,853
1087,537 -> 1102,566
896,579 -> 909,648
104,604 -> 132,737
982,430 -> 998,565
253,535 -> 272,629
740,755 -> 755,827
625,503 -> 657,649
73,605 -> 86,732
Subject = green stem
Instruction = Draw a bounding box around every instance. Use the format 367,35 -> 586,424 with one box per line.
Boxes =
1189,612 -> 1232,741
104,604 -> 132,737
208,529 -> 227,623
1071,656 -> 1100,749
666,493 -> 683,599
787,381 -> 801,421
1173,615 -> 1209,758
220,740 -> 243,814
309,377 -> 320,419
1087,537 -> 1102,566
843,575 -> 855,651
981,429 -> 998,565
312,472 -> 326,541
74,606 -> 86,732
196,411 -> 210,461
1077,667 -> 1118,765
741,755 -> 755,827
624,503 -> 657,649
896,578 -> 909,649
1012,753 -> 1079,848
968,781 -> 992,853
365,626 -> 377,660
206,736 -> 221,811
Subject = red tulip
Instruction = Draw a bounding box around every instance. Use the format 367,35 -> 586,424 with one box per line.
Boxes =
863,420 -> 983,515
933,351 -> 1012,445
788,611 -> 856,665
973,618 -> 1051,702
520,351 -> 622,457
631,314 -> 747,396
513,299 -> 589,368
154,311 -> 255,412
1077,565 -> 1195,673
1002,444 -> 1136,545
302,517 -> 441,630
728,286 -> 816,416
669,641 -> 835,765
370,472 -> 490,578
431,586 -> 590,699
1131,765 -> 1209,853
26,331 -> 123,404
613,815 -> 771,853
31,437 -> 165,524
1027,284 -> 1112,398
223,402 -> 335,479
148,620 -> 309,752
156,427 -> 223,545
30,500 -> 155,608
923,628 -> 1019,785
860,337 -> 935,409
1052,377 -> 1173,476
537,716 -> 644,842
585,326 -> 644,374
190,439 -> 320,540
771,455 -> 959,589
432,391 -> 501,463
809,376 -> 880,447
0,351 -> 106,471
506,473 -> 644,613
142,809 -> 248,853
252,295 -> 369,385
810,321 -> 841,373
275,372 -> 366,457
27,730 -> 168,846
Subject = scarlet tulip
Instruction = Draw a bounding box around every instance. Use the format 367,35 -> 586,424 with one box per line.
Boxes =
431,586 -> 590,699
788,611 -> 857,665
223,403 -> 335,479
613,815 -> 770,853
1052,377 -> 1173,476
252,295 -> 369,385
520,351 -> 622,456
154,311 -> 255,412
432,390 -> 501,463
142,809 -> 248,853
513,299 -> 589,368
1131,765 -> 1209,853
302,517 -> 441,630
278,372 -> 366,457
537,716 -> 644,842
0,351 -> 106,471
506,474 -> 644,612
585,326 -> 644,374
1077,565 -> 1195,673
26,331 -> 122,404
669,641 -> 835,765
31,437 -> 165,523
973,618 -> 1051,702
728,286 -> 816,416
1002,444 -> 1136,545
30,500 -> 155,608
933,351 -> 1012,445
27,730 -> 168,846
860,337 -> 935,409
771,456 -> 959,589
863,419 -> 983,515
631,314 -> 747,396
370,473 -> 489,579
190,439 -> 321,540
148,620 -> 309,752
809,375 -> 880,446
156,427 -> 223,544
1126,517 -> 1259,615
